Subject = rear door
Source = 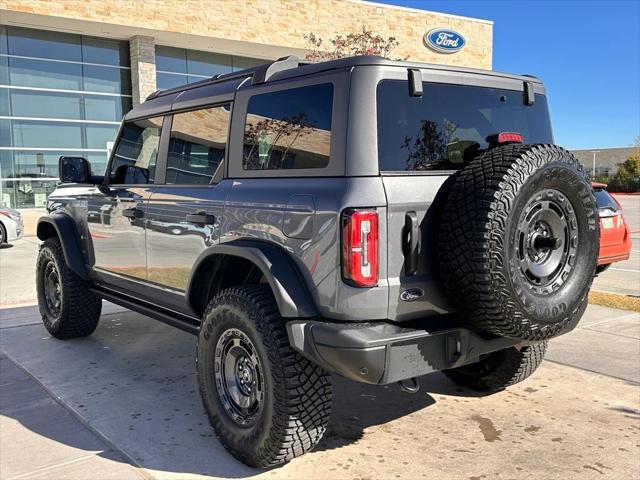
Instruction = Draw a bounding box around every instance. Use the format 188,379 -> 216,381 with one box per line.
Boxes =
88,116 -> 164,290
144,104 -> 232,314
376,76 -> 554,321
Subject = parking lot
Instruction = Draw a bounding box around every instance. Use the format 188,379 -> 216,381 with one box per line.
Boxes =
0,196 -> 638,480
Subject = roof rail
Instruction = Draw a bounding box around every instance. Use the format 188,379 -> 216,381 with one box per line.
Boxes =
143,55 -> 299,102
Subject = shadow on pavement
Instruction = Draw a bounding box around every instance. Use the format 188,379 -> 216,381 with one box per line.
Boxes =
0,307 -> 486,477
0,243 -> 15,249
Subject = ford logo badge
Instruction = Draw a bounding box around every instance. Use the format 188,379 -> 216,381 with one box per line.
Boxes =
424,29 -> 466,54
400,288 -> 424,302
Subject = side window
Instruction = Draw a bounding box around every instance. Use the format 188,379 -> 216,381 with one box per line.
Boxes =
166,105 -> 230,184
242,83 -> 333,170
110,116 -> 163,184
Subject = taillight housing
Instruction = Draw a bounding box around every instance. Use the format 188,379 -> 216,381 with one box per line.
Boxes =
342,209 -> 378,287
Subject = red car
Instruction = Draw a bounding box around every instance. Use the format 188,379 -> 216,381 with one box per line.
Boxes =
593,182 -> 632,273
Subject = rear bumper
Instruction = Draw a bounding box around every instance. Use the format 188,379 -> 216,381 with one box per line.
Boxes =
287,319 -> 521,385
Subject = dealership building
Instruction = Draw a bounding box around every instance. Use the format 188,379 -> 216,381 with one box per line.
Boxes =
0,0 -> 493,208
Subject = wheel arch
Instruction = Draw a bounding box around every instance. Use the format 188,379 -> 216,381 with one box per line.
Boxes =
186,240 -> 318,319
37,214 -> 89,280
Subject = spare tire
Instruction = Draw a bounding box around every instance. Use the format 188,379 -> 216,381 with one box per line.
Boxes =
438,144 -> 599,340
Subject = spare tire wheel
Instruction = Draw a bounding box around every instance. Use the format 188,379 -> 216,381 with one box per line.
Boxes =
438,144 -> 599,341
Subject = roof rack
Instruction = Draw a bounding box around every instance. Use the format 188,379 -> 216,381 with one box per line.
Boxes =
144,55 -> 299,102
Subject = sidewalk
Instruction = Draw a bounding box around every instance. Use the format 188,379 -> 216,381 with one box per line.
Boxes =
0,354 -> 145,480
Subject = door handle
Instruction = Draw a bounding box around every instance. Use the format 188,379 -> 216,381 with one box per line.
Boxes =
403,211 -> 421,276
186,211 -> 216,225
122,207 -> 143,219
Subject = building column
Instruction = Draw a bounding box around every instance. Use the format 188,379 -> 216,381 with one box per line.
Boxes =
129,35 -> 156,106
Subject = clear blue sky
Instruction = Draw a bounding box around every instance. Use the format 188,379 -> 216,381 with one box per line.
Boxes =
379,0 -> 640,149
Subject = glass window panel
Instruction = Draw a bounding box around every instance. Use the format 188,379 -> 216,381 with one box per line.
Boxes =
84,94 -> 130,122
186,74 -> 209,84
11,119 -> 83,149
0,119 -> 11,147
0,25 -> 7,55
10,89 -> 82,119
0,180 -> 18,208
0,150 -> 14,178
243,84 -> 333,170
9,57 -> 82,91
167,106 -> 230,184
157,72 -> 188,90
110,117 -> 163,184
5,178 -> 58,208
83,64 -> 131,94
0,52 -> 7,84
156,46 -> 187,73
86,124 -> 119,149
376,81 -> 554,172
232,55 -> 264,71
8,26 -> 81,62
186,50 -> 231,76
82,36 -> 130,67
0,88 -> 9,116
12,150 -> 62,177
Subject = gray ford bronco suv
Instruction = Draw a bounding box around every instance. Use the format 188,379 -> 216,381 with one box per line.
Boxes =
36,55 -> 599,467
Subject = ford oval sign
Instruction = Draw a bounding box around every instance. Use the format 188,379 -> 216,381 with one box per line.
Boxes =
424,29 -> 466,54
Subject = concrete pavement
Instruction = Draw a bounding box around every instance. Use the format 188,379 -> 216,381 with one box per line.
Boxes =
1,303 -> 639,480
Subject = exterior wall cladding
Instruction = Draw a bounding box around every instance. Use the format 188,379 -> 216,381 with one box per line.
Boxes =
0,0 -> 493,69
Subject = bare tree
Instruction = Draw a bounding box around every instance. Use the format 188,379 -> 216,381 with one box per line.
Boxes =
304,26 -> 402,61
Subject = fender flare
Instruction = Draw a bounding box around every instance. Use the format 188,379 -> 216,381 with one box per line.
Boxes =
186,240 -> 318,319
37,214 -> 89,280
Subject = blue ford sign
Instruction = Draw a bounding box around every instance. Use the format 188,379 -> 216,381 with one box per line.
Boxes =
424,29 -> 466,54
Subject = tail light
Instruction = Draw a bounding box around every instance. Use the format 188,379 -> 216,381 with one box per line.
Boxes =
342,209 -> 378,287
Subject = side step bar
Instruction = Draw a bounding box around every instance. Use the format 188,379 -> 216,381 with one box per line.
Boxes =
91,286 -> 200,335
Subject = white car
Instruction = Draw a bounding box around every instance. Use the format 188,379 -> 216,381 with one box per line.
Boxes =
0,205 -> 23,244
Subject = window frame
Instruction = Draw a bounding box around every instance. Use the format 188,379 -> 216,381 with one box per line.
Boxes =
228,70 -> 349,179
162,101 -> 233,187
104,114 -> 169,186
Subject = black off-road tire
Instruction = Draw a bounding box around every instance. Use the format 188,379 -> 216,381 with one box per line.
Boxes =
443,342 -> 548,392
439,144 -> 599,341
197,284 -> 332,468
36,238 -> 102,339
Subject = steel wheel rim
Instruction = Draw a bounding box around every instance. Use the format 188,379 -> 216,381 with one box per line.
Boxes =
214,328 -> 264,426
514,189 -> 578,295
43,260 -> 62,318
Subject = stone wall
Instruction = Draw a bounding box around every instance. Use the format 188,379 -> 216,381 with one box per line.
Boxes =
0,0 -> 493,69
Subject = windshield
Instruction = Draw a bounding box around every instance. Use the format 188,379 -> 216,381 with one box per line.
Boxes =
377,80 -> 554,172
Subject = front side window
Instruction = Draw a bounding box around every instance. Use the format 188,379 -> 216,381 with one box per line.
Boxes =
242,83 -> 333,170
377,81 -> 554,172
166,105 -> 230,184
110,117 -> 163,184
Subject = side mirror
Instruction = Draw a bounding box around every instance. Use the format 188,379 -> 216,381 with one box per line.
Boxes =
59,156 -> 91,183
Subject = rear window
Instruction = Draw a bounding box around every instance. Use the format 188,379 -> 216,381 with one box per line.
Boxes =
377,81 -> 554,172
242,83 -> 333,170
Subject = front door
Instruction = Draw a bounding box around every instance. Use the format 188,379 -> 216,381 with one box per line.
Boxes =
88,115 -> 164,290
145,105 -> 232,314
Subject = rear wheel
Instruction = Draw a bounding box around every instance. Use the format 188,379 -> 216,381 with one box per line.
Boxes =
197,285 -> 332,467
439,144 -> 599,340
443,342 -> 547,393
36,238 -> 102,339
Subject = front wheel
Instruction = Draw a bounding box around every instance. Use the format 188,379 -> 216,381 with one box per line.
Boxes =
443,342 -> 548,393
197,285 -> 332,468
36,238 -> 102,339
